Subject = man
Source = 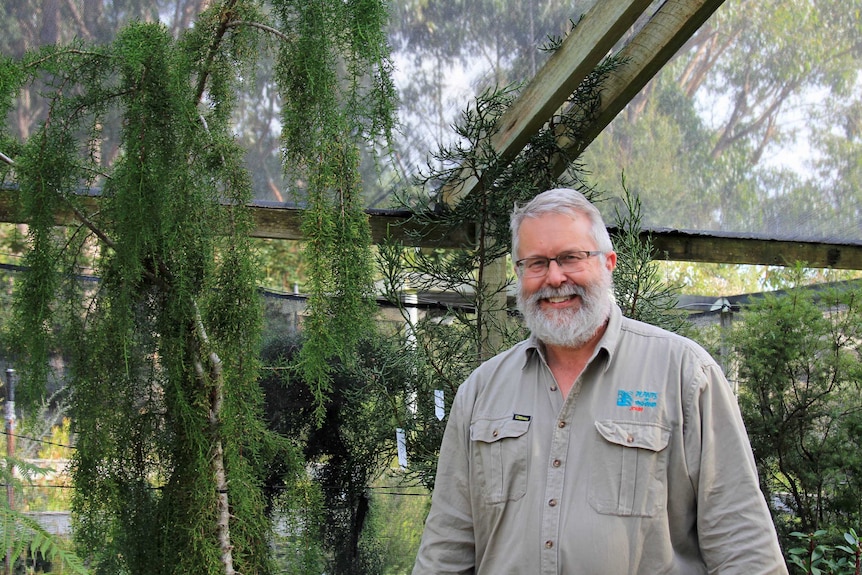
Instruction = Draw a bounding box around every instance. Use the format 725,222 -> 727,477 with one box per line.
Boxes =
412,188 -> 787,574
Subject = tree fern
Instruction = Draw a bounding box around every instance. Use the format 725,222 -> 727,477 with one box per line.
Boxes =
1,456 -> 88,574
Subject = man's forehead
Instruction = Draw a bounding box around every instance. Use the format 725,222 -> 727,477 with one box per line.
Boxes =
519,211 -> 589,235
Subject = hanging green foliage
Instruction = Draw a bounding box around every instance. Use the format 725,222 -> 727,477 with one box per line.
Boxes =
0,0 -> 398,570
273,0 -> 397,418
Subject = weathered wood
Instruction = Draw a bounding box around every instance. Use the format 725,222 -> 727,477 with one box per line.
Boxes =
552,0 -> 728,167
248,202 -> 477,247
250,204 -> 862,269
441,0 -> 655,206
1,192 -> 858,267
0,191 -> 102,227
640,227 -> 862,270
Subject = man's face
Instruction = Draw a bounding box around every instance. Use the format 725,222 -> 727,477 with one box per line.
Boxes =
515,212 -> 616,348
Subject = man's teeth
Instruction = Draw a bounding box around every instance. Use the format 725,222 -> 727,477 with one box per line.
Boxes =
546,296 -> 571,303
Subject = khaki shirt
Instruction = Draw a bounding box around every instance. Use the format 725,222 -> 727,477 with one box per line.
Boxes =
413,304 -> 787,575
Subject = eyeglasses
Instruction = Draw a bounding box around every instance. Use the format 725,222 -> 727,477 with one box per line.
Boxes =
514,251 -> 603,278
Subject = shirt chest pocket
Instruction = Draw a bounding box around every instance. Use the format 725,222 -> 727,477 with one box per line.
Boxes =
470,417 -> 531,505
589,420 -> 671,517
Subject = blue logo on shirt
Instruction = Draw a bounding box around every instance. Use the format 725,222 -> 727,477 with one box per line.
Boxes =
617,390 -> 658,411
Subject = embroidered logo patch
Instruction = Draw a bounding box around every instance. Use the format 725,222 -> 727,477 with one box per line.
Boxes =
512,414 -> 531,422
617,390 -> 658,412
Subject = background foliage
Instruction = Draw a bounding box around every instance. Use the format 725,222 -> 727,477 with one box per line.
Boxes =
731,274 -> 862,558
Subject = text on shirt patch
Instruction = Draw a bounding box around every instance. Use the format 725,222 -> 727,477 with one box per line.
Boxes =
512,413 -> 531,422
616,390 -> 658,411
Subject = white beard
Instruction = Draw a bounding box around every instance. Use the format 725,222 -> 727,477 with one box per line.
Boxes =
517,271 -> 613,349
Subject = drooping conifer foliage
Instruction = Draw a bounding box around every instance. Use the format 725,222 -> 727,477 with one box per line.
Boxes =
0,1 -> 395,573
275,0 -> 397,418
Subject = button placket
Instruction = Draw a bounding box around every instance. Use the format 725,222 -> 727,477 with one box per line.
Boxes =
541,402 -> 572,575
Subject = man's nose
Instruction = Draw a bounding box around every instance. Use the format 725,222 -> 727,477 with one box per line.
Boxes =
544,259 -> 567,286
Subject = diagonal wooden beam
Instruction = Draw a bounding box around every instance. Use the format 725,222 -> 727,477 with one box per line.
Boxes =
552,0 -> 728,170
441,0 -> 655,206
442,0 -> 729,204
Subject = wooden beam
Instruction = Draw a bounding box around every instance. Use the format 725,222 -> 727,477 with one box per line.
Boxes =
249,202 -> 476,248
641,227 -> 862,270
248,204 -> 862,269
441,0 -> 655,206
250,205 -> 862,269
0,192 -> 476,250
553,0 -> 728,167
0,192 -> 859,268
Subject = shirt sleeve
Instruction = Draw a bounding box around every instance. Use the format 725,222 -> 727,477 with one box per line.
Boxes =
687,360 -> 789,575
412,384 -> 476,575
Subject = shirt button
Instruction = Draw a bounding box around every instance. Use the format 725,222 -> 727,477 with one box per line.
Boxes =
545,540 -> 554,549
548,499 -> 557,507
626,435 -> 634,443
492,430 -> 499,437
558,421 -> 566,428
552,459 -> 561,468
550,385 -> 557,392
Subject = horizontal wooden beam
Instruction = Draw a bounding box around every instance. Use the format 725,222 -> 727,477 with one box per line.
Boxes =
1,192 -> 858,268
0,192 -> 477,249
184,202 -> 862,270
252,204 -> 862,269
249,202 -> 477,248
641,227 -> 862,270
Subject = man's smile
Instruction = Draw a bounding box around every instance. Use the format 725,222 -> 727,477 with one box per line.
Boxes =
545,295 -> 575,304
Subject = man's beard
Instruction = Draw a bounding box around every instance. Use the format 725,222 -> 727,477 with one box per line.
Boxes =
517,271 -> 613,349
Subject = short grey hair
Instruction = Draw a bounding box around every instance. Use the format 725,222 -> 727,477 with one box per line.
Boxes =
510,188 -> 613,259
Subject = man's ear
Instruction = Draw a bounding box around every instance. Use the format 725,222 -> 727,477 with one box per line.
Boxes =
605,251 -> 618,272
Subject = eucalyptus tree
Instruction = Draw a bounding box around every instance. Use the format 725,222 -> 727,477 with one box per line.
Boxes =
0,1 -> 396,574
802,94 -> 862,240
0,0 -> 209,146
580,0 -> 862,292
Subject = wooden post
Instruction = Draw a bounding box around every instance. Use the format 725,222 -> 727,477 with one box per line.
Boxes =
480,257 -> 509,361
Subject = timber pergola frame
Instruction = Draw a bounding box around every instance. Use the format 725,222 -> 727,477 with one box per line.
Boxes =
182,0 -> 862,275
202,0 -> 862,272
1,0 -> 860,270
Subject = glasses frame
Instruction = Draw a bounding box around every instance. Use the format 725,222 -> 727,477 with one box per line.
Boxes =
514,250 -> 603,277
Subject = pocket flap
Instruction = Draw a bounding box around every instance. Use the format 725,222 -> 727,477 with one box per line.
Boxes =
471,417 -> 530,444
594,420 -> 670,452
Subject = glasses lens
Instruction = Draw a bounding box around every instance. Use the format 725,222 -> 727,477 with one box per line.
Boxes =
524,259 -> 547,277
557,254 -> 582,272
